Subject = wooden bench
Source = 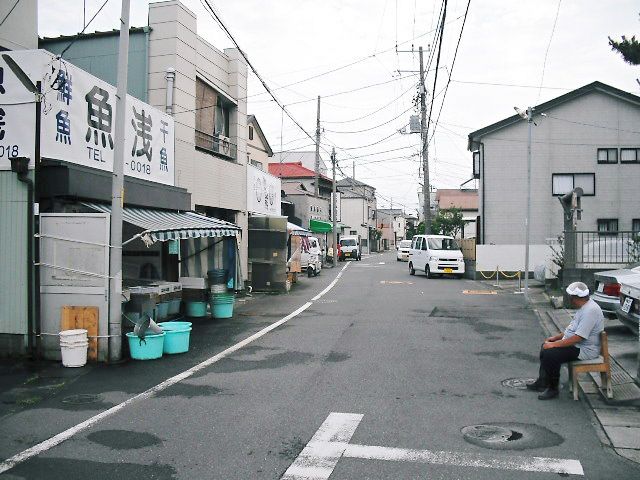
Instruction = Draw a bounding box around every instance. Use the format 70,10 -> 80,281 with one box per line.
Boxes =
568,331 -> 613,401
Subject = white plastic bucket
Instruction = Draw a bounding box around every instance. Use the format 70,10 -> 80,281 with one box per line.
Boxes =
59,329 -> 89,367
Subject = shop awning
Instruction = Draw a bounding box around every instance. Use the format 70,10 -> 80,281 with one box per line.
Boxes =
287,222 -> 311,236
82,202 -> 241,243
309,219 -> 347,233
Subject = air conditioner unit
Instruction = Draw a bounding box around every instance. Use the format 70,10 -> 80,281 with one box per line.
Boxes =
215,134 -> 231,155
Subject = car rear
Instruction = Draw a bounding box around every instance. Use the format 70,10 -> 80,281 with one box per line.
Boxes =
616,278 -> 640,335
397,240 -> 411,261
593,266 -> 640,316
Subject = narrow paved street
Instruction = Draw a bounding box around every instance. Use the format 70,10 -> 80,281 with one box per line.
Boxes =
2,250 -> 639,479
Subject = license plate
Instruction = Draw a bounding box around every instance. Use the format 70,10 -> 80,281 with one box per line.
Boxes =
402,254 -> 408,258
622,297 -> 633,313
345,253 -> 350,257
597,282 -> 604,293
444,268 -> 453,274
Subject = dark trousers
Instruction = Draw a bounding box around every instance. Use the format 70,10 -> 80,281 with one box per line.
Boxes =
539,344 -> 580,387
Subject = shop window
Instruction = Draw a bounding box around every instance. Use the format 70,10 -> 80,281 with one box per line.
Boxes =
597,148 -> 617,164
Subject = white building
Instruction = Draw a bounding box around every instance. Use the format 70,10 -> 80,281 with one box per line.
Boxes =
337,178 -> 377,254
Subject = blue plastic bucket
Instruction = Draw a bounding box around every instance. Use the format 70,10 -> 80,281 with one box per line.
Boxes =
156,301 -> 170,320
185,301 -> 208,317
158,322 -> 192,354
126,332 -> 165,360
167,299 -> 181,315
210,293 -> 234,319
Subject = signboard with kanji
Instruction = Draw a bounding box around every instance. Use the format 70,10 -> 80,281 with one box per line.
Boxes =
0,50 -> 175,186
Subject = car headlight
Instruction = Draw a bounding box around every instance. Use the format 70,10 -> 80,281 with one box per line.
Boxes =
429,256 -> 438,262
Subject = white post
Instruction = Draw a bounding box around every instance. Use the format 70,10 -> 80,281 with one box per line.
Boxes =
108,0 -> 131,362
524,107 -> 533,302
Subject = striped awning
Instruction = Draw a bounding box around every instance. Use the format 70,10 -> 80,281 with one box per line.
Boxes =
82,202 -> 241,243
287,222 -> 311,237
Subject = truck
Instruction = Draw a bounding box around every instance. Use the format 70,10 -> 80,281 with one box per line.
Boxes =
301,236 -> 322,277
339,235 -> 361,261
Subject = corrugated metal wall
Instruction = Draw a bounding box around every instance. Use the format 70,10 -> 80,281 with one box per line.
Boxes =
0,172 -> 28,335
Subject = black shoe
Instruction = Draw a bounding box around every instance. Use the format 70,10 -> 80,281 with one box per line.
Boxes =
538,388 -> 559,400
526,379 -> 546,392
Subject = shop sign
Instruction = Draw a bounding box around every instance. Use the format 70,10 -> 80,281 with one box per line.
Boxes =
247,163 -> 281,215
0,50 -> 175,186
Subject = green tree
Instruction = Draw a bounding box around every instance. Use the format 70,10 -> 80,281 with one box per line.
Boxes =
430,207 -> 469,237
609,15 -> 640,65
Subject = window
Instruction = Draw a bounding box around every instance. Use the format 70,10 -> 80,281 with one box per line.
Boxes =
249,126 -> 254,141
250,159 -> 263,170
633,219 -> 640,232
195,78 -> 235,159
597,219 -> 618,235
552,173 -> 595,196
621,148 -> 640,163
350,230 -> 357,235
597,148 -> 617,164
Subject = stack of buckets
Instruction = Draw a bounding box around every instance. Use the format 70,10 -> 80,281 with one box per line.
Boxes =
181,277 -> 209,317
208,269 -> 235,319
59,329 -> 89,367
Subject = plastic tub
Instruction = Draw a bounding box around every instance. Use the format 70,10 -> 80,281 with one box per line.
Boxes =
158,322 -> 192,354
126,332 -> 165,360
156,301 -> 170,320
185,301 -> 208,317
209,293 -> 234,319
59,329 -> 89,367
167,298 -> 182,315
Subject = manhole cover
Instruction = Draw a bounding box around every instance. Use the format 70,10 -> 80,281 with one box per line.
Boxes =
461,423 -> 563,451
61,394 -> 100,405
501,378 -> 537,390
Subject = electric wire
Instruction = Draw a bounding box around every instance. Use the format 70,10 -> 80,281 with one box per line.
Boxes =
536,0 -> 562,106
0,0 -> 20,28
59,0 -> 111,58
324,104 -> 414,134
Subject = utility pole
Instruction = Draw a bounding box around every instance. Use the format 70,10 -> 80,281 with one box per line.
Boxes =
524,106 -> 533,302
314,96 -> 321,197
419,46 -> 431,235
108,0 -> 131,362
332,147 -> 337,267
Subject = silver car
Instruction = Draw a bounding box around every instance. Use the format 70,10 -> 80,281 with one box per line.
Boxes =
592,263 -> 640,317
616,277 -> 640,335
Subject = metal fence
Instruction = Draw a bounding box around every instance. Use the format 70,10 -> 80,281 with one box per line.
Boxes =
566,230 -> 640,264
195,130 -> 237,160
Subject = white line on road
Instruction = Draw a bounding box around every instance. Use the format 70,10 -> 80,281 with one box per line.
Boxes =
0,265 -> 352,474
282,413 -> 584,479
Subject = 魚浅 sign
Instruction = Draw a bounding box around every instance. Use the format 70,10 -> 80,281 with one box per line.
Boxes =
247,163 -> 281,216
0,50 -> 175,186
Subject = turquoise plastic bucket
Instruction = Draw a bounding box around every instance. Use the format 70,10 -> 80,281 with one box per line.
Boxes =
158,322 -> 192,354
156,301 -> 170,319
185,301 -> 208,317
126,332 -> 165,360
167,299 -> 181,315
210,293 -> 234,319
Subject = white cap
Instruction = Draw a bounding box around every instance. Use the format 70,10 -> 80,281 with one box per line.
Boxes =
566,281 -> 589,297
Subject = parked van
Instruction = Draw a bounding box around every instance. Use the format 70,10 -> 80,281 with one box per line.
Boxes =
339,235 -> 361,261
301,236 -> 322,277
408,235 -> 465,278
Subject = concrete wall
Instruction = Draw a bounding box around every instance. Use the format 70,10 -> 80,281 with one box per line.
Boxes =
0,0 -> 37,51
476,244 -> 558,279
480,90 -> 640,245
147,0 -> 248,278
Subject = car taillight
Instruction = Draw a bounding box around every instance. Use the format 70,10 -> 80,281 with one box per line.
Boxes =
603,282 -> 620,297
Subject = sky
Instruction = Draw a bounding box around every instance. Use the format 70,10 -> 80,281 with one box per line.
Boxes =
39,0 -> 640,216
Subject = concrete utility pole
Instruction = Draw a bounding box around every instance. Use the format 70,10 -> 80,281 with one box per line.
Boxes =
332,147 -> 337,267
108,0 -> 131,362
524,106 -> 533,302
314,96 -> 321,197
419,46 -> 431,234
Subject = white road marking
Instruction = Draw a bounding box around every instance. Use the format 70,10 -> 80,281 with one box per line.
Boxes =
283,413 -> 584,479
312,263 -> 349,301
0,265 -> 352,474
281,413 -> 363,480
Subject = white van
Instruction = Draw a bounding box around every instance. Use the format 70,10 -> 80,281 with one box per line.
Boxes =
339,235 -> 361,261
408,234 -> 465,278
301,236 -> 322,277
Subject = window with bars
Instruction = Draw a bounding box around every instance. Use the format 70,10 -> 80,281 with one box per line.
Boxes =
621,148 -> 640,163
597,148 -> 617,164
597,218 -> 618,235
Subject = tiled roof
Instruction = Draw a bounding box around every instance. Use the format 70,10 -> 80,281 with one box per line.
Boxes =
268,162 -> 331,180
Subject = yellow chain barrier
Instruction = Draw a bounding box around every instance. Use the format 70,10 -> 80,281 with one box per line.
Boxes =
499,271 -> 521,279
478,270 -> 521,279
479,270 -> 496,279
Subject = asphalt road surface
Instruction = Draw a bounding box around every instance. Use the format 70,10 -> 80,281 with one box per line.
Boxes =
2,250 -> 639,479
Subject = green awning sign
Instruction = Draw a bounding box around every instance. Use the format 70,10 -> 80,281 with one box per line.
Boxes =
310,219 -> 332,232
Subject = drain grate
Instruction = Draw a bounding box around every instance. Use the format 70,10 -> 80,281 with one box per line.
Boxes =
461,422 -> 563,451
61,393 -> 100,405
501,378 -> 537,390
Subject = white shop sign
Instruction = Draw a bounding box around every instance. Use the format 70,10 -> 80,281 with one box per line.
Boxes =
0,50 -> 175,186
247,163 -> 281,215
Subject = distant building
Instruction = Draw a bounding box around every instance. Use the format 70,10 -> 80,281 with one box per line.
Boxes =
337,178 -> 377,253
272,151 -> 328,176
376,208 -> 405,247
247,115 -> 273,171
435,189 -> 478,238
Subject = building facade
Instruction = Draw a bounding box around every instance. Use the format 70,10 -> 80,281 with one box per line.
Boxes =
337,178 -> 377,254
247,115 -> 273,171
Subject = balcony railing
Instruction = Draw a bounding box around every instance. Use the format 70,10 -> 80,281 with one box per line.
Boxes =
565,230 -> 640,265
195,130 -> 237,161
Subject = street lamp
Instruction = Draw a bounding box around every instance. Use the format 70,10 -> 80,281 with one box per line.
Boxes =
514,106 -> 534,302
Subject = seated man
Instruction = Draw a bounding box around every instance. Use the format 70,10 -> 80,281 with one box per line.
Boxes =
527,281 -> 604,400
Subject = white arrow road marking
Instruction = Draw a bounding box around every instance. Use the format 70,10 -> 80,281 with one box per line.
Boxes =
282,413 -> 584,479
